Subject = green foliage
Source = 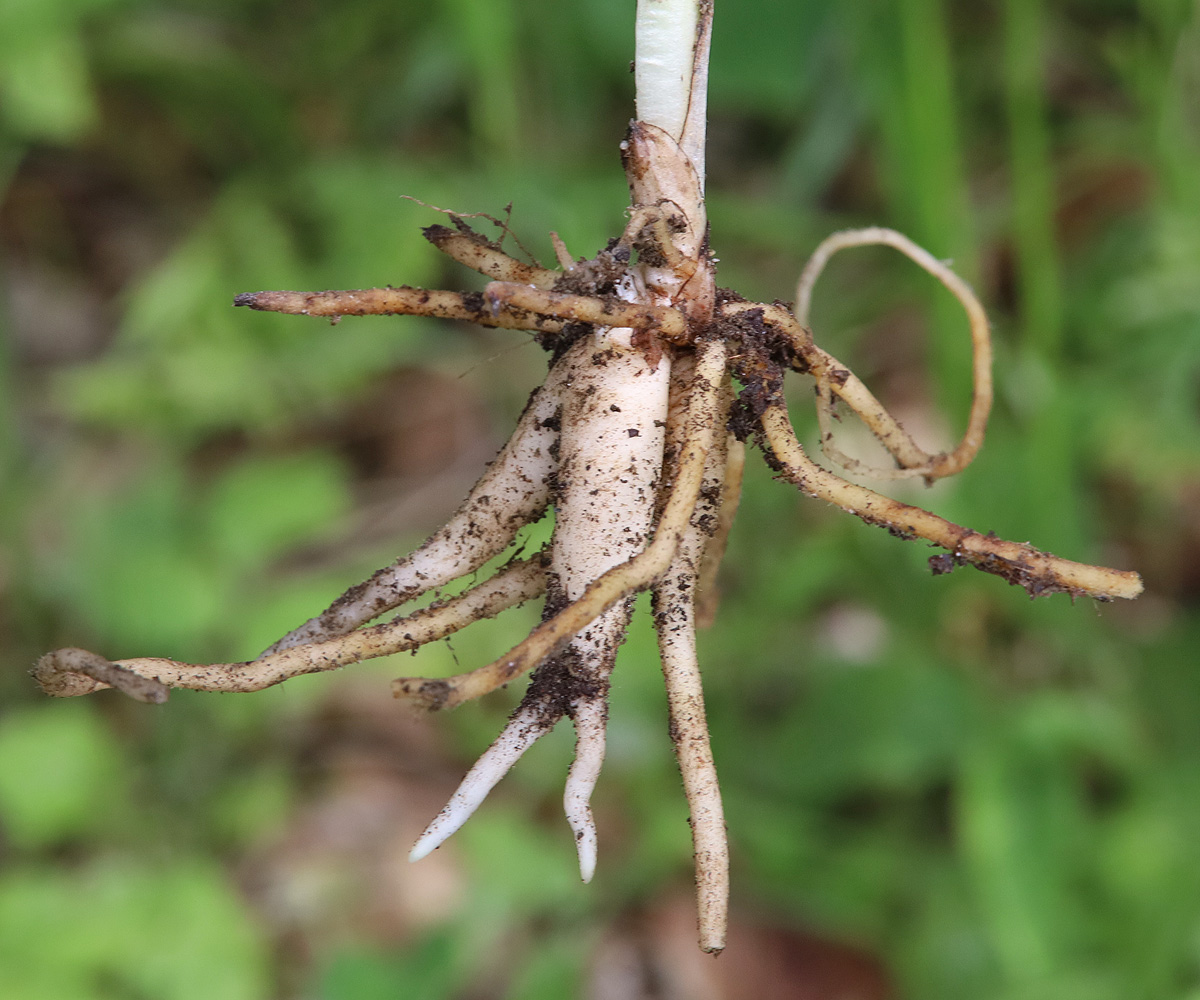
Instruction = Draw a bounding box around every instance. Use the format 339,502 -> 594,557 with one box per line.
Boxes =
0,702 -> 130,849
0,859 -> 270,1000
321,932 -> 474,1000
2,0 -> 1199,997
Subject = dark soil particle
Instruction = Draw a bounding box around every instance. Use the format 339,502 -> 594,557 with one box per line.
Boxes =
417,679 -> 452,711
929,553 -> 956,575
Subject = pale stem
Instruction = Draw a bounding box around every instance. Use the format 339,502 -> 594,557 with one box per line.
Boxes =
635,0 -> 713,187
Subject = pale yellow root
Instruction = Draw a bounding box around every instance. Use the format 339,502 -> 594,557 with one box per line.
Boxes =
760,402 -> 1143,600
35,553 -> 547,700
234,286 -> 569,336
720,300 -> 935,473
794,227 -> 993,481
653,349 -> 731,954
481,282 -> 689,343
423,224 -> 560,288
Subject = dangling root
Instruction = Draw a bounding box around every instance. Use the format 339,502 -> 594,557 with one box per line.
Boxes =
652,348 -> 732,953
35,552 -> 548,699
794,226 -> 993,481
758,400 -> 1142,600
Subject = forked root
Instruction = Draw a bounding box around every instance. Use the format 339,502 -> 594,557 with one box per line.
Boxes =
392,339 -> 729,710
562,694 -> 608,884
719,300 -> 935,474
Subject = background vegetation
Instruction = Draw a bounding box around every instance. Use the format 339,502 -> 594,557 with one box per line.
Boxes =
2,0 -> 1198,996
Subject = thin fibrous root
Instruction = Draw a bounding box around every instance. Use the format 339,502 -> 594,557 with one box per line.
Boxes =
719,300 -> 935,473
233,286 -> 569,335
262,339 -> 586,654
549,232 -> 575,271
794,227 -> 993,481
423,224 -> 560,288
759,401 -> 1142,600
482,282 -> 689,343
392,338 -> 728,711
35,552 -> 547,700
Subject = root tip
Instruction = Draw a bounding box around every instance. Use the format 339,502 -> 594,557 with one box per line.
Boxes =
408,837 -> 439,864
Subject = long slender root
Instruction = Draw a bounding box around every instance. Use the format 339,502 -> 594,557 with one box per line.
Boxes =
759,401 -> 1142,600
654,566 -> 729,954
652,349 -> 731,953
35,552 -> 548,699
262,339 -> 592,654
482,282 -> 689,343
794,227 -> 994,481
234,286 -> 570,335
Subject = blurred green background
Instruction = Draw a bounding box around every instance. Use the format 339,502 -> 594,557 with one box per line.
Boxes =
2,0 -> 1198,997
